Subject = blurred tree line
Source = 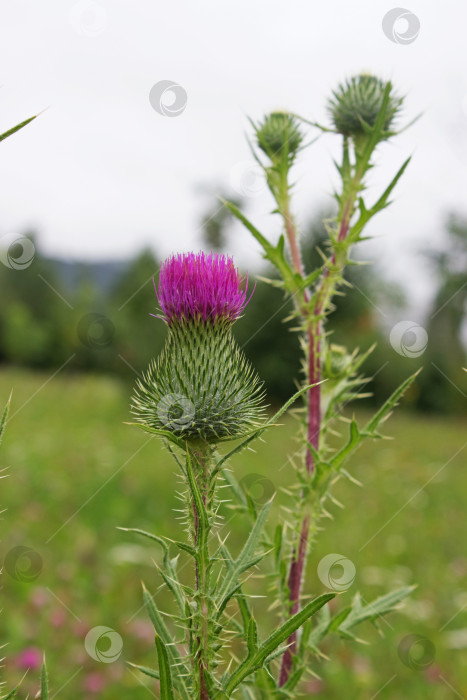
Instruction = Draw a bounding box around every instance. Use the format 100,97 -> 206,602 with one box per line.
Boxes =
0,207 -> 465,413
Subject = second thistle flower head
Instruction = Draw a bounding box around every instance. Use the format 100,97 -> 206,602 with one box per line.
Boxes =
133,251 -> 265,443
328,74 -> 403,139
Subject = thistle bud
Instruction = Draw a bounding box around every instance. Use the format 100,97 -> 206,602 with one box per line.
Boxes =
256,112 -> 303,163
328,74 -> 402,139
132,252 -> 265,442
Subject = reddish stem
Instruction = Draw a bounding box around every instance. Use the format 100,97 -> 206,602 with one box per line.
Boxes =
278,514 -> 311,685
279,196 -> 355,687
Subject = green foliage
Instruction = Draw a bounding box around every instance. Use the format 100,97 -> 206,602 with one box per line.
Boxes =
1,368 -> 466,699
0,114 -> 38,143
155,636 -> 175,700
40,660 -> 49,699
223,593 -> 335,695
131,429 -> 334,697
0,393 -> 11,445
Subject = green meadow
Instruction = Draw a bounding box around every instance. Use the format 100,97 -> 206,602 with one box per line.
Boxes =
1,367 -> 466,699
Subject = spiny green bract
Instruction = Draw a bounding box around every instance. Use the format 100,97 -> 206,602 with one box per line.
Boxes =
132,320 -> 265,442
328,74 -> 402,137
256,112 -> 303,162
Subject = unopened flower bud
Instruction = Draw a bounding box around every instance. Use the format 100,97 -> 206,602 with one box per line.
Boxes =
256,112 -> 303,163
328,74 -> 402,139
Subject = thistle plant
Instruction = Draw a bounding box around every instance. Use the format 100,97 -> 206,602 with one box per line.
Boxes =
128,252 -> 334,698
128,75 -> 418,699
222,73 -> 418,692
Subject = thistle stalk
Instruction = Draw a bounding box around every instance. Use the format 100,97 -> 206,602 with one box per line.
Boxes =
189,442 -> 213,699
232,77 -> 410,689
278,148 -> 365,684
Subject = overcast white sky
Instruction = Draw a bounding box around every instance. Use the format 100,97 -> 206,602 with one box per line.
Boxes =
0,0 -> 466,311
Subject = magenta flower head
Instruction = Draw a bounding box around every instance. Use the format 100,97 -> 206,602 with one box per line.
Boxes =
132,251 -> 265,442
156,252 -> 250,325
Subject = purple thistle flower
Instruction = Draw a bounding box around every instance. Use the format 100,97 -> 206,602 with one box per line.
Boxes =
155,251 -> 252,325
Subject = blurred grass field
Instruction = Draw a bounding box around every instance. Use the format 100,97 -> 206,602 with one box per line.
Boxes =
0,367 -> 466,699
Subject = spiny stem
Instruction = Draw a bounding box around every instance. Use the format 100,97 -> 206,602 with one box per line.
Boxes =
190,443 -> 212,699
278,513 -> 310,685
278,148 -> 365,687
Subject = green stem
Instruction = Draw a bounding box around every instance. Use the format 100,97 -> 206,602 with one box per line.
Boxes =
187,442 -> 213,699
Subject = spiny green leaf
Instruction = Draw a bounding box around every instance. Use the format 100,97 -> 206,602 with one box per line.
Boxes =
121,529 -> 186,613
329,369 -> 421,474
339,586 -> 416,633
0,114 -> 38,143
0,393 -> 12,446
125,422 -> 184,449
351,157 -> 411,240
329,419 -> 360,472
364,369 -> 421,435
215,498 -> 272,614
40,658 -> 49,700
118,527 -> 169,554
247,617 -> 259,654
222,200 -> 298,293
127,661 -> 160,680
2,688 -> 19,700
223,593 -> 335,693
142,585 -> 190,700
155,636 -> 175,700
